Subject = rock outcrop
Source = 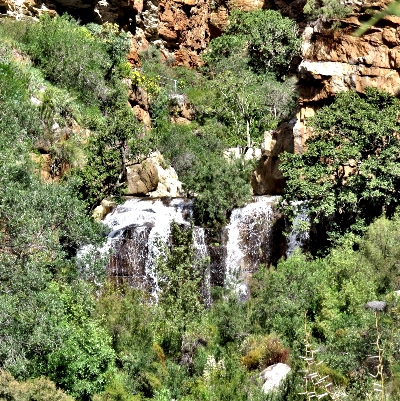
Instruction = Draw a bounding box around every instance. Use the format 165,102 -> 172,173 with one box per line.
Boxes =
125,158 -> 159,195
251,121 -> 295,195
147,151 -> 184,197
296,13 -> 400,148
124,152 -> 183,197
0,0 -> 265,67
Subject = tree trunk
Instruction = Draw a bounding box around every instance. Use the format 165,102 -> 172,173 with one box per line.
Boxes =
246,120 -> 250,149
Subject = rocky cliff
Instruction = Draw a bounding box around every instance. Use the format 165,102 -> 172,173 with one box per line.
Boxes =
254,7 -> 400,195
1,0 -> 266,66
3,0 -> 400,196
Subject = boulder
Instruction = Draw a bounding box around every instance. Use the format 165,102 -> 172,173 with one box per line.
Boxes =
92,199 -> 116,221
365,301 -> 387,312
259,363 -> 291,394
132,105 -> 151,128
147,151 -> 184,197
126,159 -> 159,195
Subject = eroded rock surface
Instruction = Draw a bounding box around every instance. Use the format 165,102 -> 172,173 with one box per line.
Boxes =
126,159 -> 159,195
296,14 -> 400,147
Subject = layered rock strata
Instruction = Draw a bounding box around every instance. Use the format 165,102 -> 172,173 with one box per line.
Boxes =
296,14 -> 400,149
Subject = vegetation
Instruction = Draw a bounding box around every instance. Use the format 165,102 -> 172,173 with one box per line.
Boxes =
304,0 -> 352,22
199,9 -> 299,148
1,4 -> 400,401
280,88 -> 400,254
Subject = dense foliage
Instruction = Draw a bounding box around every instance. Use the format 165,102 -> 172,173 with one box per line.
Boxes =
1,6 -> 400,401
280,88 -> 400,254
198,9 -> 299,148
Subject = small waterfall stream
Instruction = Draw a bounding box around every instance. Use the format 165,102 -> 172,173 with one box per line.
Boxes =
224,196 -> 277,297
97,196 -> 294,296
103,198 -> 193,294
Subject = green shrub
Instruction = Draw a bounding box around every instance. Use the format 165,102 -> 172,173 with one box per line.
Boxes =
0,371 -> 73,401
280,88 -> 400,254
359,211 -> 400,294
189,156 -> 254,226
205,9 -> 301,79
304,0 -> 352,22
23,15 -> 110,104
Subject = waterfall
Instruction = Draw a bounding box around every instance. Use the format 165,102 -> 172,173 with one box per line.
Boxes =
286,201 -> 309,257
102,198 -> 192,296
96,196 -> 285,298
224,196 -> 278,299
193,227 -> 211,307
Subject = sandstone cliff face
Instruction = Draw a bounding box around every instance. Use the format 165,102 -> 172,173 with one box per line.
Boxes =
295,14 -> 400,150
254,8 -> 400,195
1,0 -> 265,66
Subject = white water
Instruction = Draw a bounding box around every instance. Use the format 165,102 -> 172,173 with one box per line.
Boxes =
193,227 -> 211,306
103,198 -> 192,297
286,201 -> 309,256
93,196 -> 295,299
224,196 -> 278,297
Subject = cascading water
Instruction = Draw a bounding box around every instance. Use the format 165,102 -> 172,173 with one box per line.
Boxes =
102,197 -> 193,296
193,227 -> 211,306
286,202 -> 309,256
96,196 -> 289,298
223,196 -> 278,298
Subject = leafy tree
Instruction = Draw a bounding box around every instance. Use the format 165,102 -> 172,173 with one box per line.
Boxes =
200,9 -> 299,149
157,223 -> 208,354
210,70 -> 296,148
153,122 -> 254,226
280,88 -> 400,253
188,156 -> 254,226
205,9 -> 301,79
76,104 -> 142,208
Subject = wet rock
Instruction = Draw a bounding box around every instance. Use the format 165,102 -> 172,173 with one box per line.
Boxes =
93,199 -> 116,221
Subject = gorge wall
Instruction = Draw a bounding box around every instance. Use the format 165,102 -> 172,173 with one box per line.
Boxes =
3,0 -> 400,195
254,2 -> 400,194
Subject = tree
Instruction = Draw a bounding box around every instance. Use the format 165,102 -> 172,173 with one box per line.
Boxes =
205,9 -> 301,79
200,9 -> 299,149
157,223 -> 207,354
211,70 -> 297,148
280,88 -> 400,253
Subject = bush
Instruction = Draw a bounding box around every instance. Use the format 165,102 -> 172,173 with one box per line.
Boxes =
0,371 -> 73,401
304,0 -> 352,22
23,15 -> 110,104
241,335 -> 289,371
359,211 -> 400,294
189,156 -> 254,226
205,9 -> 301,79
